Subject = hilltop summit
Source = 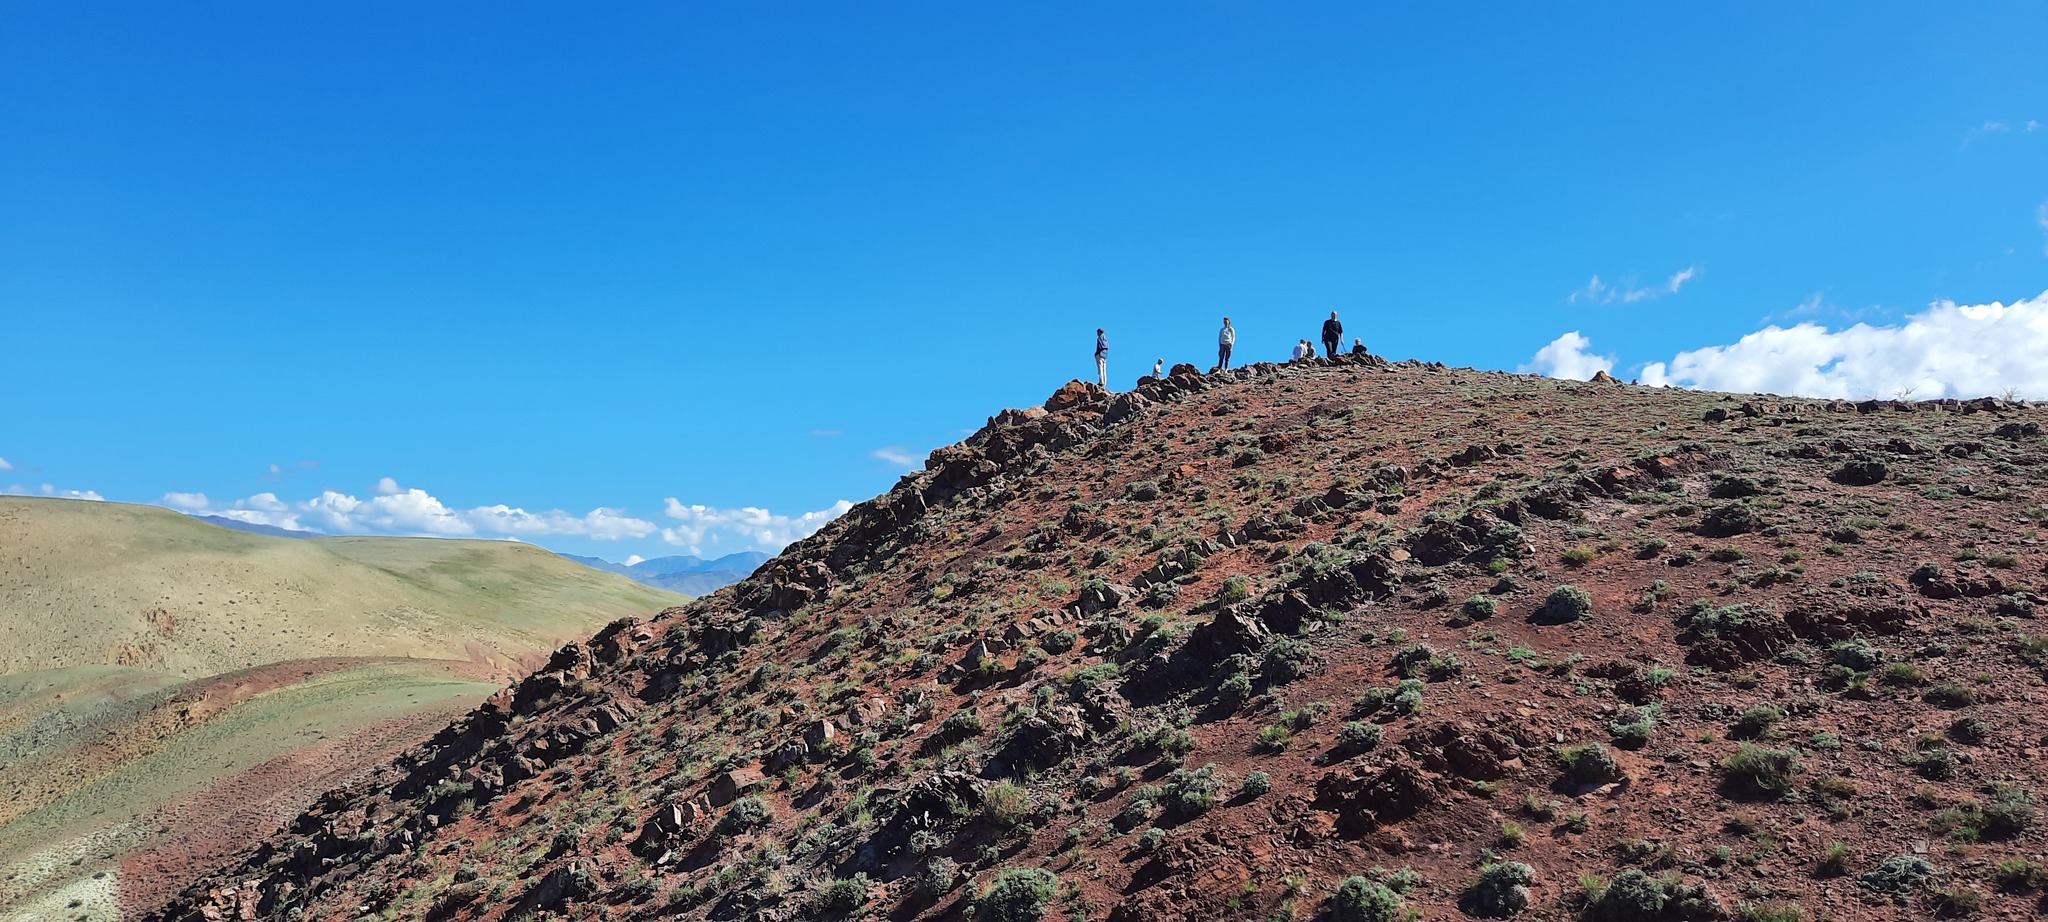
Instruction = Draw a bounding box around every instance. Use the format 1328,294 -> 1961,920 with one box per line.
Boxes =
151,355 -> 2047,922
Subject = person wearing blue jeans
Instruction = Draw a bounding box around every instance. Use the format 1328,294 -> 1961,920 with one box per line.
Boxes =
1094,328 -> 1108,387
1218,316 -> 1236,369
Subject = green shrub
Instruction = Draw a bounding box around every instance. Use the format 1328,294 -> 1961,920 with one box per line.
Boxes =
1924,683 -> 1974,707
1329,876 -> 1403,922
1461,595 -> 1499,621
1981,783 -> 2035,839
1729,706 -> 1783,740
984,782 -> 1037,828
1163,763 -> 1221,815
942,709 -> 985,736
1254,725 -> 1292,752
1859,854 -> 1935,895
1461,862 -> 1535,918
1561,546 -> 1596,566
1239,771 -> 1271,798
1607,706 -> 1656,750
1947,716 -> 1990,745
1534,585 -> 1593,624
813,873 -> 870,914
1261,636 -> 1318,685
1878,662 -> 1925,687
1336,721 -> 1384,755
1832,458 -> 1888,486
718,796 -> 772,836
1558,742 -> 1624,784
1994,858 -> 2046,892
1721,744 -> 1799,797
1699,500 -> 1764,536
1731,902 -> 1805,922
1216,576 -> 1251,604
975,868 -> 1060,922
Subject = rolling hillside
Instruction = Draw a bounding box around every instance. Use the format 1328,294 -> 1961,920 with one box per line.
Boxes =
0,498 -> 687,921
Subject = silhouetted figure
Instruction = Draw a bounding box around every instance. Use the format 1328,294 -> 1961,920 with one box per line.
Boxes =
1322,311 -> 1343,359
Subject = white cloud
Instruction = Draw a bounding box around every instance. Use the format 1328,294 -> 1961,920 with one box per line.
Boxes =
1610,289 -> 2048,399
1519,331 -> 1614,381
624,554 -> 646,566
659,497 -> 853,557
810,429 -> 843,437
162,491 -> 211,510
1982,120 -> 2011,133
164,479 -> 662,543
2029,120 -> 2042,132
3,483 -> 105,501
0,457 -> 11,471
2037,201 -> 2047,256
870,446 -> 919,468
1568,266 -> 1699,305
152,479 -> 846,556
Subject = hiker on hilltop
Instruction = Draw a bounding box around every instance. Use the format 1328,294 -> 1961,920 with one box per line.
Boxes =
1351,337 -> 1368,356
1292,339 -> 1312,361
1322,311 -> 1343,359
1094,328 -> 1108,388
1218,317 -> 1236,369
1153,358 -> 1163,378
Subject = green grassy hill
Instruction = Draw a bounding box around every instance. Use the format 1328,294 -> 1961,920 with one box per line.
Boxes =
0,497 -> 685,679
0,496 -> 688,921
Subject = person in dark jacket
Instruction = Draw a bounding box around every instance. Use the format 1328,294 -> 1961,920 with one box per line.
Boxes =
1321,311 -> 1343,359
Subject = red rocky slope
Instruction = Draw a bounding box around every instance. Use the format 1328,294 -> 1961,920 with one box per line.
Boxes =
151,356 -> 2048,922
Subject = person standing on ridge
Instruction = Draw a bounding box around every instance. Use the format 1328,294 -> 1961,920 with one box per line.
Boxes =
1094,328 -> 1108,388
1218,317 -> 1236,370
1321,311 -> 1343,359
1153,358 -> 1163,378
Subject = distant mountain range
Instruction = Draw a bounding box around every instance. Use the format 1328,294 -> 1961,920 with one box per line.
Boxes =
189,514 -> 765,596
557,551 -> 770,596
195,515 -> 320,538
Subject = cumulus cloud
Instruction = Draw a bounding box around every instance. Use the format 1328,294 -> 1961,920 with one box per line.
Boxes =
870,446 -> 919,468
2038,201 -> 2048,256
1567,266 -> 1700,305
162,479 -> 663,543
0,457 -> 11,471
1530,290 -> 2048,400
659,497 -> 854,557
1519,331 -> 1615,381
3,483 -> 104,501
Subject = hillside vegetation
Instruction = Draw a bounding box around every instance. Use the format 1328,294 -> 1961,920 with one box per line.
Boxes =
0,499 -> 685,921
152,357 -> 2048,922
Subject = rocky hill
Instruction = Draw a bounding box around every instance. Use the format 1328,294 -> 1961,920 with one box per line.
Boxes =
148,356 -> 2048,922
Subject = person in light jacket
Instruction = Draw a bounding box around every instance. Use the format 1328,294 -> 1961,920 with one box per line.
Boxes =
1218,317 -> 1237,369
1094,328 -> 1108,388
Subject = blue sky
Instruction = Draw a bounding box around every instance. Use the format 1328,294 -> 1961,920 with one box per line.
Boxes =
4,2 -> 2045,560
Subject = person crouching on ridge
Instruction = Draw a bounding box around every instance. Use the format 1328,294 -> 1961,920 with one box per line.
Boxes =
1322,311 -> 1343,359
